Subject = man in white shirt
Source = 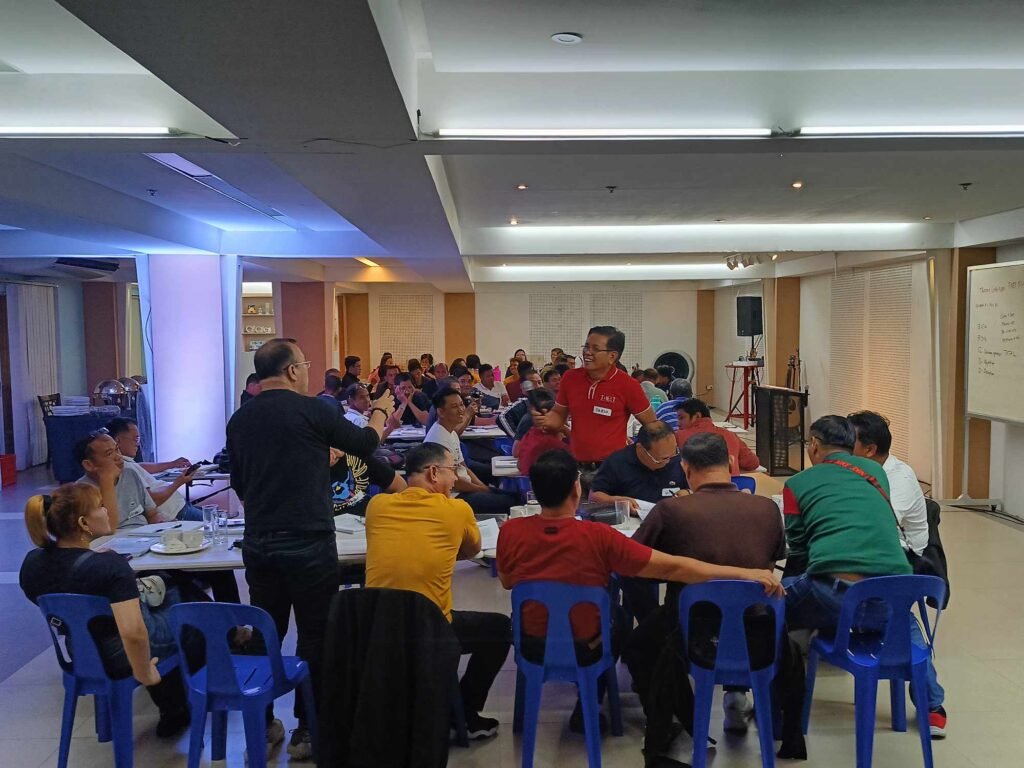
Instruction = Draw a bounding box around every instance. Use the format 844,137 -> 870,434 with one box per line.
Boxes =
345,383 -> 403,439
849,411 -> 929,555
473,364 -> 509,407
425,389 -> 515,518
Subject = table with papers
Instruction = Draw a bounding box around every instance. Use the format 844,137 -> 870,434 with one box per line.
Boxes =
385,424 -> 507,443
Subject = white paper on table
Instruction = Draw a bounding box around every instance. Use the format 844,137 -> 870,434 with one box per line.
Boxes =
477,517 -> 500,551
613,526 -> 637,538
634,499 -> 656,520
103,537 -> 160,557
124,521 -> 205,536
337,532 -> 368,555
334,513 -> 366,534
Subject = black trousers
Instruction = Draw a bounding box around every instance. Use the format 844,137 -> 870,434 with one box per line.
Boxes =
463,489 -> 517,518
450,610 -> 512,714
242,531 -> 339,722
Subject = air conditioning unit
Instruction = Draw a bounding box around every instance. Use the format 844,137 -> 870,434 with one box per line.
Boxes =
0,257 -> 124,280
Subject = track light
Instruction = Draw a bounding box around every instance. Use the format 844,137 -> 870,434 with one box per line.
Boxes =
726,257 -> 738,271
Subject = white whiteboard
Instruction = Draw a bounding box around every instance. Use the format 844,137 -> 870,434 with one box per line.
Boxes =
966,260 -> 1024,425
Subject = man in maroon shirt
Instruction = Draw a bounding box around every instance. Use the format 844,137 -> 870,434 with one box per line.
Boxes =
497,448 -> 781,740
533,326 -> 656,485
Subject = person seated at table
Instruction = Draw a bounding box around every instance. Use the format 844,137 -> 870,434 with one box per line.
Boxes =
425,389 -> 516,518
623,432 -> 787,754
541,367 -> 562,396
501,369 -> 546,440
408,359 -> 438,398
341,356 -> 362,388
420,352 -> 435,377
317,368 -> 340,395
449,366 -> 498,427
344,383 -> 402,440
104,416 -> 190,475
655,365 -> 675,393
76,431 -> 161,530
505,349 -> 527,380
465,354 -> 483,384
318,374 -> 345,410
365,443 -> 511,739
675,398 -> 760,472
497,449 -> 783,738
474,363 -> 509,407
240,372 -> 261,406
640,370 -> 667,409
450,357 -> 467,373
107,418 -> 201,522
589,421 -> 687,513
367,352 -> 393,388
506,360 -> 537,404
512,388 -> 570,474
394,373 -> 432,426
19,485 -> 194,738
373,364 -> 401,399
655,379 -> 693,429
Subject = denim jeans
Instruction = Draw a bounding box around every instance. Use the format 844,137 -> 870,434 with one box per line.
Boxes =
241,531 -> 339,722
783,573 -> 944,709
176,502 -> 203,522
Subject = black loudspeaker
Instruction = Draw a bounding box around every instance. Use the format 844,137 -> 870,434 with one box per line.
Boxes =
736,296 -> 763,337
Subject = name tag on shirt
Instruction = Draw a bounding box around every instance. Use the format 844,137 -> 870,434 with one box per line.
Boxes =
593,405 -> 612,417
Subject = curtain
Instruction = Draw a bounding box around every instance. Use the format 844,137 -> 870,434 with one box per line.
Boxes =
7,284 -> 59,468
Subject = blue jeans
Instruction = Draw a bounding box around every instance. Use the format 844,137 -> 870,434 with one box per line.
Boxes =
176,502 -> 203,521
783,573 -> 944,710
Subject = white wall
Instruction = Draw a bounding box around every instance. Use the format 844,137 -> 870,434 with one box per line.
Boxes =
989,243 -> 1024,520
50,278 -> 87,396
712,283 -> 762,411
473,281 -> 699,376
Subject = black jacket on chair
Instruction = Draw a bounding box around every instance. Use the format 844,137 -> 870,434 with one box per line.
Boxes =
319,587 -> 462,768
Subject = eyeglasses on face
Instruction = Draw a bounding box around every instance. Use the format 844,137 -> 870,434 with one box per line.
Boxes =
427,464 -> 458,473
640,443 -> 679,464
290,360 -> 313,369
580,345 -> 611,354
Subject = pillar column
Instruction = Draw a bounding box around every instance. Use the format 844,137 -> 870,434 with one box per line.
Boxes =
763,277 -> 801,387
444,293 -> 476,362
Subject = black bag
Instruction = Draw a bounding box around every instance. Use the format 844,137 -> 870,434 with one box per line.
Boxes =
906,499 -> 950,608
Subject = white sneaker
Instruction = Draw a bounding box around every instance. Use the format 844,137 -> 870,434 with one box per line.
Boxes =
723,691 -> 753,734
244,718 -> 285,764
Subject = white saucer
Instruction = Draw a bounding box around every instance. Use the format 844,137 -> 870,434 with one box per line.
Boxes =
150,540 -> 211,555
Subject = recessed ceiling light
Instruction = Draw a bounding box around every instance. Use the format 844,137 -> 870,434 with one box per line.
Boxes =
791,180 -> 804,189
509,216 -> 519,226
354,257 -> 379,268
771,253 -> 779,261
923,215 -> 933,221
516,183 -> 528,190
551,32 -> 583,45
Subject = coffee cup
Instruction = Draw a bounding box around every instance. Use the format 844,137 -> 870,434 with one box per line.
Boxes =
509,505 -> 526,518
161,530 -> 185,551
182,530 -> 204,548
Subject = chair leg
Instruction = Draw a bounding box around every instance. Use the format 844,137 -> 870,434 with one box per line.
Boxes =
910,664 -> 935,768
95,694 -> 111,742
211,709 -> 227,764
107,685 -> 134,768
853,671 -> 879,768
519,673 -> 544,768
187,694 -> 208,768
890,678 -> 907,732
242,706 -> 268,768
801,646 -> 819,734
750,676 -> 777,768
57,689 -> 78,768
604,665 -> 623,737
577,675 -> 603,768
513,668 -> 525,734
690,671 -> 715,768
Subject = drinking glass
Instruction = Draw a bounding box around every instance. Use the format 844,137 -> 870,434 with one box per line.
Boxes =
202,505 -> 218,539
614,499 -> 630,526
214,509 -> 228,546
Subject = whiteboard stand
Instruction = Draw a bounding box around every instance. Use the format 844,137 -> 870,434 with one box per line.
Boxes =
933,414 -> 1002,513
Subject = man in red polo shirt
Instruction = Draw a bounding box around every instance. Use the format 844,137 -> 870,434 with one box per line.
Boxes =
674,398 -> 760,472
534,326 -> 655,482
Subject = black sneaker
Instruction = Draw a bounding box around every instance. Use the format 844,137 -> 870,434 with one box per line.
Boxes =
568,704 -> 609,735
464,712 -> 499,740
287,726 -> 313,760
155,707 -> 190,738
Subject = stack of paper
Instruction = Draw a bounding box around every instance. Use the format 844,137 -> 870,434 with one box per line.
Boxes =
477,517 -> 500,551
334,513 -> 366,534
634,499 -> 656,521
337,532 -> 368,556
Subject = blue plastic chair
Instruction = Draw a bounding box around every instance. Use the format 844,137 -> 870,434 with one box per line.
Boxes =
167,602 -> 317,768
802,575 -> 946,768
511,582 -> 623,768
37,593 -> 180,768
678,581 -> 785,768
731,475 -> 757,494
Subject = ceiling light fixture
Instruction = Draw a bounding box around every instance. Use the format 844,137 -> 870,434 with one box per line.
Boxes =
437,127 -> 772,139
800,124 -> 1024,137
354,257 -> 380,268
495,263 -> 730,274
0,126 -> 174,137
509,216 -> 519,225
516,183 -> 528,190
923,216 -> 933,221
791,180 -> 804,189
771,253 -> 779,261
551,32 -> 583,44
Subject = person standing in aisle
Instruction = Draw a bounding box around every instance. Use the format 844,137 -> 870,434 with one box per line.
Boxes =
226,338 -> 394,759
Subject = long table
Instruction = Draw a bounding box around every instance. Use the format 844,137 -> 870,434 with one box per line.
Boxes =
385,424 -> 506,442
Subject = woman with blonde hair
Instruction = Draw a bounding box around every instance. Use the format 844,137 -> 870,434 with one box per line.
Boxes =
19,485 -> 192,737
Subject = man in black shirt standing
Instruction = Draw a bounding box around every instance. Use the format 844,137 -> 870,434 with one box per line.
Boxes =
226,338 -> 394,759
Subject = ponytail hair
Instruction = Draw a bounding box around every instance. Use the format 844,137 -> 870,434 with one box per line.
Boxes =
24,485 -> 102,548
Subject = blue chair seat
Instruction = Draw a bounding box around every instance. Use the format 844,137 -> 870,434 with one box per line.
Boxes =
37,593 -> 180,768
168,602 -> 318,768
731,475 -> 757,494
802,575 -> 946,768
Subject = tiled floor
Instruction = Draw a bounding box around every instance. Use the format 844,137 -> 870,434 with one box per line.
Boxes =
2,465 -> 1023,766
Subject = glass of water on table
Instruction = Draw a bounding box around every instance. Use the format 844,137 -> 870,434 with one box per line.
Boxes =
202,505 -> 217,540
214,508 -> 229,546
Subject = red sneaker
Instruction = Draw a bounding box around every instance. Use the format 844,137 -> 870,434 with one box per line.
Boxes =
928,707 -> 947,739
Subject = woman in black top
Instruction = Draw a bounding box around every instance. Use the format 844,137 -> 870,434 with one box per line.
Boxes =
19,485 -> 191,737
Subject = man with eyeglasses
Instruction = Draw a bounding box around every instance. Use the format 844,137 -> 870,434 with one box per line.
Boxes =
225,338 -> 395,759
533,326 -> 655,485
589,421 -> 687,512
365,442 -> 511,740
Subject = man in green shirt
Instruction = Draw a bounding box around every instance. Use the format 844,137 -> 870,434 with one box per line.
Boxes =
782,415 -> 947,737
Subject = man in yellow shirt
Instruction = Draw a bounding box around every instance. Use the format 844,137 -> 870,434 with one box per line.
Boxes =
365,442 -> 511,739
